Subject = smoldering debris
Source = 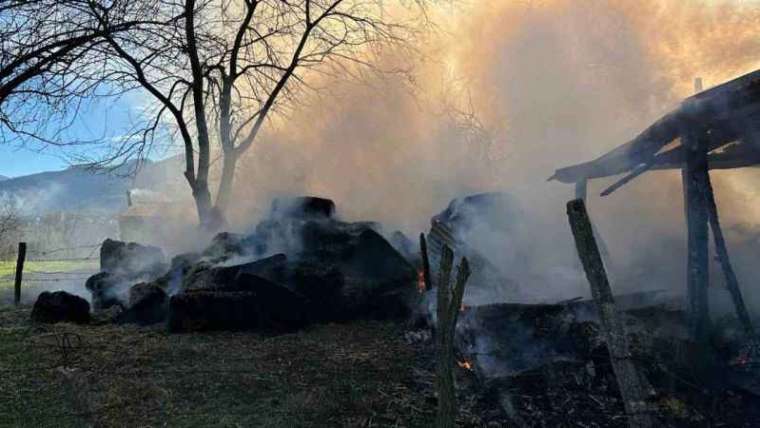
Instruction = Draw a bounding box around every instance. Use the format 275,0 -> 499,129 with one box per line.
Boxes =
26,192 -> 760,426
74,196 -> 417,333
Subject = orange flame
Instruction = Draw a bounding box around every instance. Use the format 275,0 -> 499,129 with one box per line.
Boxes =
417,269 -> 426,293
457,360 -> 473,371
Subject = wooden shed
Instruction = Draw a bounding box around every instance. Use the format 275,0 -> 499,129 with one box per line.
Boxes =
551,69 -> 760,340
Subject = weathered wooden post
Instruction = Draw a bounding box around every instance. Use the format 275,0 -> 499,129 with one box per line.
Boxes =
14,242 -> 27,306
567,199 -> 654,428
681,94 -> 712,342
435,244 -> 471,428
677,78 -> 713,341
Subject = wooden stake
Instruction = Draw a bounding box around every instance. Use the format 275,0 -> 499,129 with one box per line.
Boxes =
420,233 -> 433,291
567,200 -> 654,428
14,242 -> 26,306
435,244 -> 471,428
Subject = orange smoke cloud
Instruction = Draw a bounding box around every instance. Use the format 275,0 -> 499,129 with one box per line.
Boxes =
224,1 -> 760,301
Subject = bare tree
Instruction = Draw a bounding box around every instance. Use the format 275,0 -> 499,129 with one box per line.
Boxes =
0,195 -> 21,260
0,1 -> 171,146
88,0 -> 424,228
1,0 -> 428,229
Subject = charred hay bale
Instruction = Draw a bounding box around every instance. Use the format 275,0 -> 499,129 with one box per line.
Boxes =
181,262 -> 241,292
202,232 -> 247,262
234,253 -> 289,283
180,254 -> 288,293
389,230 -> 418,263
115,282 -> 168,326
85,272 -> 125,310
238,273 -> 309,331
31,291 -> 90,324
169,252 -> 202,272
344,229 -> 416,283
288,261 -> 346,322
297,225 -> 417,321
88,239 -> 169,310
100,238 -> 166,276
168,276 -> 310,334
167,291 -> 259,333
270,196 -> 335,219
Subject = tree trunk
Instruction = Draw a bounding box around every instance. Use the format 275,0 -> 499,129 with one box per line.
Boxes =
191,178 -> 215,230
215,150 -> 238,215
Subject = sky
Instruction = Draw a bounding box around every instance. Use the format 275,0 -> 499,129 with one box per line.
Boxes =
0,95 -> 149,178
0,0 -> 756,179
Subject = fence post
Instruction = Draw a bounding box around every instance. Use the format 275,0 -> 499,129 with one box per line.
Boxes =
14,242 -> 26,306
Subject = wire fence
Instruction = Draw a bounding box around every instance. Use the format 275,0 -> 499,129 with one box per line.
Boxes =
0,242 -> 101,306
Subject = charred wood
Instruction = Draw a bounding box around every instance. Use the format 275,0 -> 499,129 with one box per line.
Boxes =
682,127 -> 711,342
435,244 -> 471,428
567,199 -> 655,428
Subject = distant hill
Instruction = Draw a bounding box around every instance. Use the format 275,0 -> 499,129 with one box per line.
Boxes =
0,157 -> 185,216
0,175 -> 8,181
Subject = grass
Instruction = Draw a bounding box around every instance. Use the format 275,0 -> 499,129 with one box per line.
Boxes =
0,259 -> 98,277
0,260 -> 98,306
0,306 -> 466,428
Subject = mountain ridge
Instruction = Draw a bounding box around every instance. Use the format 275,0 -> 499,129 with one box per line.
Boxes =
0,157 -> 185,216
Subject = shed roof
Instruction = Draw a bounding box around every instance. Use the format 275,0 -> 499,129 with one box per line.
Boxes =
550,69 -> 760,189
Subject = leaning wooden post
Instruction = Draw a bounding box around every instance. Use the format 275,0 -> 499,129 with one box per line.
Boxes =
435,244 -> 471,428
703,173 -> 755,335
567,200 -> 654,428
420,233 -> 433,291
14,242 -> 27,306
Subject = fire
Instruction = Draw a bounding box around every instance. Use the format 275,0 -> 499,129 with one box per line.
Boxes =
417,269 -> 426,293
457,360 -> 473,371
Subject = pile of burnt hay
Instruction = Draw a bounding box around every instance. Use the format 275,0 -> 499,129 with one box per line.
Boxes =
0,305 -> 501,427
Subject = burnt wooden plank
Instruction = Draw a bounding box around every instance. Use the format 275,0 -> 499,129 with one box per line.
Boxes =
435,244 -> 471,428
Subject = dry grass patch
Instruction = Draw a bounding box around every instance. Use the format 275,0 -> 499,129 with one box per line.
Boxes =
0,306 -> 443,427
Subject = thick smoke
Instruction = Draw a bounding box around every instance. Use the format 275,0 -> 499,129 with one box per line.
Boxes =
217,0 -> 760,306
